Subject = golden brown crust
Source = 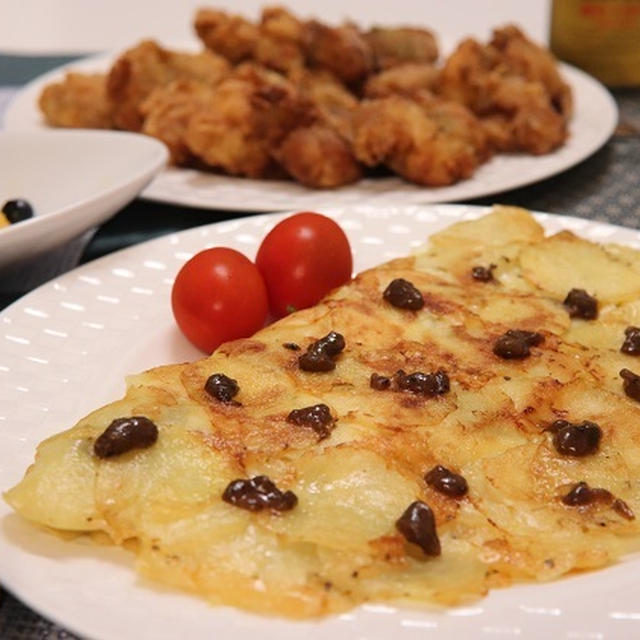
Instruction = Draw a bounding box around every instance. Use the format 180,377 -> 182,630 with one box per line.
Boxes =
365,26 -> 439,70
275,124 -> 362,188
437,26 -> 571,155
194,8 -> 260,64
37,9 -> 573,188
106,40 -> 230,131
363,63 -> 439,99
141,79 -> 216,165
352,94 -> 490,186
184,68 -> 311,178
38,72 -> 113,129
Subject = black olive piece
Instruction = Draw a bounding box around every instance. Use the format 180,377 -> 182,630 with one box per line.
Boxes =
621,327 -> 640,355
383,278 -> 424,311
563,288 -> 598,320
424,465 -> 468,498
94,416 -> 158,458
551,420 -> 602,456
204,373 -> 239,403
370,372 -> 391,390
222,475 -> 298,512
562,481 -> 612,507
394,370 -> 450,396
283,342 -> 300,351
492,329 -> 544,359
2,199 -> 34,224
286,403 -> 335,439
471,264 -> 496,282
620,368 -> 640,402
395,500 -> 441,556
298,331 -> 345,372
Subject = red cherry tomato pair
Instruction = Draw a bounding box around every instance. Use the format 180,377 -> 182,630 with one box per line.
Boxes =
171,212 -> 353,353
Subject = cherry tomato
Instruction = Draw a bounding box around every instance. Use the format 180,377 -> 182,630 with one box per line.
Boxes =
255,212 -> 353,318
171,247 -> 268,353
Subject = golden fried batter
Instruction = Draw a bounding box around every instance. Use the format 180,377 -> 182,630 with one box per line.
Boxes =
275,124 -> 362,188
483,76 -> 568,154
254,6 -> 306,73
304,20 -> 374,85
141,80 -> 216,165
185,67 -> 311,178
437,27 -> 571,155
365,26 -> 438,69
491,24 -> 572,119
194,9 -> 260,64
37,9 -> 573,189
195,6 -> 306,74
38,72 -> 113,129
364,63 -> 439,99
107,40 -> 230,131
352,94 -> 490,186
288,68 -> 358,139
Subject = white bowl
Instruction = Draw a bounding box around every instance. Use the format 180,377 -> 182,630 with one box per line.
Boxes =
0,130 -> 168,269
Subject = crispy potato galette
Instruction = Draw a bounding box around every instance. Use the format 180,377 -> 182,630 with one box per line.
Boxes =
7,207 -> 640,617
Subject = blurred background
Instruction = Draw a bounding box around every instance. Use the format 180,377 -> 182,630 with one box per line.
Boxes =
0,0 -> 550,55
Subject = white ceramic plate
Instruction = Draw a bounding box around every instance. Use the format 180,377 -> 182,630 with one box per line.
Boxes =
1,204 -> 640,640
0,130 -> 167,268
3,47 -> 618,212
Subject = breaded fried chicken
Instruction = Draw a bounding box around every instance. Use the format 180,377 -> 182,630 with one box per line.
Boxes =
277,68 -> 362,187
352,94 -> 490,186
289,68 -> 358,139
38,72 -> 113,129
304,20 -> 374,85
364,63 -> 439,99
365,26 -> 438,70
254,6 -> 306,73
107,40 -> 230,131
491,24 -> 572,119
141,79 -> 216,165
437,27 -> 571,155
275,124 -> 362,188
194,9 -> 259,63
185,66 -> 311,178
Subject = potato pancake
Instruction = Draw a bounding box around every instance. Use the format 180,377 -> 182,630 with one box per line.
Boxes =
6,206 -> 640,617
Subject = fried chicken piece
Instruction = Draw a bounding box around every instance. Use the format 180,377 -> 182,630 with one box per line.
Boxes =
275,124 -> 362,188
364,63 -> 438,99
437,38 -> 495,110
482,75 -> 568,154
38,72 -> 113,129
491,24 -> 572,120
184,77 -> 272,178
438,30 -> 570,155
141,79 -> 216,165
289,68 -> 358,139
194,9 -> 259,63
275,69 -> 361,187
304,20 -> 374,86
254,6 -> 306,73
365,26 -> 438,69
352,94 -> 490,186
185,68 -> 312,178
106,40 -> 230,131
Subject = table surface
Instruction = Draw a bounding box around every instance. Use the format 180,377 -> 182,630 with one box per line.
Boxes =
1,51 -> 639,640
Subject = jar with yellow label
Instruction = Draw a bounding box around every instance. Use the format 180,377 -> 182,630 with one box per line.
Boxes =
550,0 -> 640,86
